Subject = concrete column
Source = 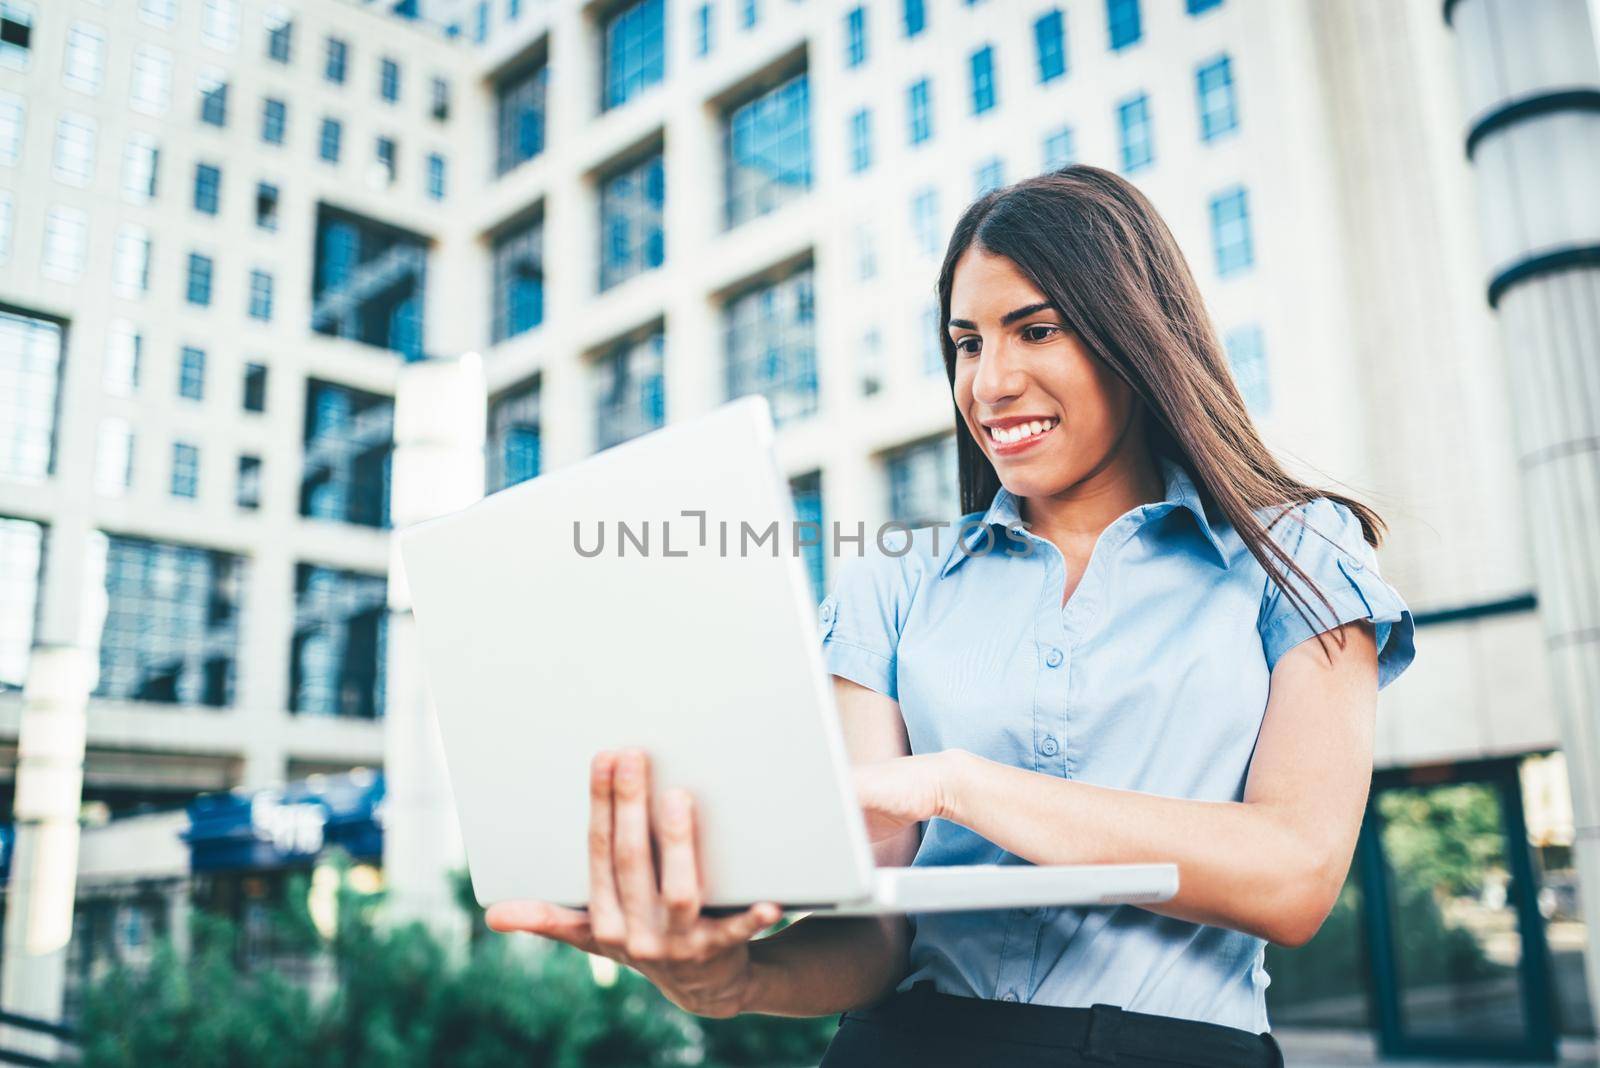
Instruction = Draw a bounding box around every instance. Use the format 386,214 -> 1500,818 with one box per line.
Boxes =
0,645 -> 92,1059
383,354 -> 486,941
1443,0 -> 1600,1039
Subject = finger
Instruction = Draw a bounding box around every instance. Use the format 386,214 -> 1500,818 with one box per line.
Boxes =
587,751 -> 626,947
612,749 -> 663,956
707,902 -> 783,951
485,900 -> 601,954
655,788 -> 701,937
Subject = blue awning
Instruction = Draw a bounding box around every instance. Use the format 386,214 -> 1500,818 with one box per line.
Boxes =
183,769 -> 384,873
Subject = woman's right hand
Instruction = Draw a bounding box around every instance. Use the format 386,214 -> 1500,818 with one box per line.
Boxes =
484,749 -> 782,1019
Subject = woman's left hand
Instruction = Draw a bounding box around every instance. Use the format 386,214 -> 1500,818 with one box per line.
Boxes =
852,752 -> 962,844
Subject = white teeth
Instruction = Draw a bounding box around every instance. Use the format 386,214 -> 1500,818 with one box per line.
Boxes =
988,418 -> 1057,445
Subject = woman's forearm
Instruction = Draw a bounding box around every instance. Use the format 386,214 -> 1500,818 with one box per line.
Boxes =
740,914 -> 908,1017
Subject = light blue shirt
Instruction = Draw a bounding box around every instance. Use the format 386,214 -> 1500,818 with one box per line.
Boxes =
817,454 -> 1416,1033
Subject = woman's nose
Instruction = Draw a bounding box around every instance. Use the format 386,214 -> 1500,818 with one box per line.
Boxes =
971,343 -> 1027,406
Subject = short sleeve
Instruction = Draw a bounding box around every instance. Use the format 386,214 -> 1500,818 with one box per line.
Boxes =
1257,497 -> 1417,689
817,533 -> 917,702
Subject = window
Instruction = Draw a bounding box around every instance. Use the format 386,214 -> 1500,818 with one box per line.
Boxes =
790,471 -> 824,601
0,308 -> 63,483
255,182 -> 279,229
290,564 -> 387,718
95,419 -> 133,496
379,57 -> 400,103
52,114 -> 96,187
848,108 -> 872,173
139,0 -> 176,29
43,207 -> 88,282
903,0 -> 925,37
299,379 -> 393,529
0,2 -> 32,70
130,47 -> 173,114
113,225 -> 151,297
695,2 -> 714,56
312,205 -> 428,359
1106,0 -> 1141,50
194,162 -> 222,215
1042,125 -> 1074,170
508,0 -> 522,18
495,62 -> 546,174
1224,324 -> 1268,414
1034,9 -> 1066,83
1209,185 -> 1253,276
171,442 -> 200,498
261,98 -> 287,144
1117,91 -> 1152,173
921,300 -> 942,374
603,0 -> 666,111
325,37 -> 348,83
198,69 -> 228,126
886,435 -> 958,526
237,455 -> 262,509
722,70 -> 812,228
0,516 -> 44,690
0,93 -> 21,164
426,153 -> 446,200
907,78 -> 932,145
249,269 -> 274,320
1196,55 -> 1237,140
104,320 -> 141,395
739,0 -> 758,29
488,377 -> 541,490
375,136 -> 396,185
430,77 -> 451,121
64,22 -> 106,95
911,186 -> 940,256
974,156 -> 1004,196
243,362 -> 268,412
93,534 -> 244,708
724,264 -> 816,425
474,0 -> 488,41
854,224 -> 877,280
122,134 -> 159,201
969,45 -> 996,115
1188,0 -> 1223,12
599,150 -> 665,290
0,191 -> 9,263
319,117 -> 342,162
186,252 -> 213,306
844,6 -> 867,68
492,218 -> 543,341
178,346 -> 206,400
202,0 -> 240,50
592,328 -> 665,450
265,7 -> 293,63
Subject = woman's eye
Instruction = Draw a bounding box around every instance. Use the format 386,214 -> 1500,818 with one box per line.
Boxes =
953,336 -> 981,356
1022,324 -> 1060,342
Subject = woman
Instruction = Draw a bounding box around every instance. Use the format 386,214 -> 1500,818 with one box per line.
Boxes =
485,166 -> 1416,1066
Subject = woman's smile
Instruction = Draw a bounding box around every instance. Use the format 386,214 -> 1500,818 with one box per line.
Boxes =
983,415 -> 1060,456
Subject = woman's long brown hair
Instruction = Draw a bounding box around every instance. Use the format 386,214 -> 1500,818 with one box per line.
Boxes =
936,165 -> 1386,655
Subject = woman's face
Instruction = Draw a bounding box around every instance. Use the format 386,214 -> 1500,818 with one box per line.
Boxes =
948,245 -> 1141,501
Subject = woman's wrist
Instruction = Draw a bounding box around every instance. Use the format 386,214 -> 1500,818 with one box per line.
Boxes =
933,748 -> 982,826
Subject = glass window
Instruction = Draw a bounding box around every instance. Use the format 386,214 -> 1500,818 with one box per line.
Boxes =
724,265 -> 816,425
739,0 -> 758,29
319,117 -> 342,162
291,563 -> 387,718
426,153 -> 446,200
325,37 -> 348,83
592,328 -> 665,450
186,252 -> 213,306
969,45 -> 996,115
123,134 -> 159,201
1196,54 -> 1237,140
602,0 -> 666,111
1042,125 -> 1074,170
52,114 -> 96,186
1034,9 -> 1066,83
198,69 -> 228,126
598,150 -> 665,291
262,98 -> 287,144
43,207 -> 88,282
1209,185 -> 1253,276
848,107 -> 872,173
104,319 -> 141,395
488,377 -> 540,490
0,93 -> 22,164
907,77 -> 931,145
130,46 -> 173,115
902,0 -> 925,37
0,515 -> 43,691
0,2 -> 32,70
854,224 -> 876,280
1224,323 -> 1268,414
921,299 -> 942,374
194,162 -> 221,215
64,22 -> 106,94
911,186 -> 940,256
300,379 -> 393,529
256,181 -> 279,229
492,218 -> 543,341
1187,0 -> 1223,13
1106,0 -> 1141,50
94,418 -> 133,496
495,62 -> 546,175
93,533 -> 245,708
202,0 -> 240,50
790,471 -> 824,602
170,441 -> 199,498
974,156 -> 1004,196
265,7 -> 293,63
243,362 -> 267,412
695,2 -> 714,56
430,76 -> 450,121
249,269 -> 274,321
113,225 -> 151,297
237,455 -> 261,509
844,6 -> 867,68
723,70 -> 812,228
1117,91 -> 1152,173
312,205 -> 428,359
178,345 -> 205,400
474,0 -> 488,42
375,136 -> 396,185
885,434 -> 957,526
139,0 -> 176,29
0,307 -> 63,482
379,57 -> 400,103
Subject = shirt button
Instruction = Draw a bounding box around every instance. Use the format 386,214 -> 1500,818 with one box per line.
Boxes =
1000,990 -> 1019,1003
1040,736 -> 1059,757
1044,646 -> 1064,668
819,603 -> 834,623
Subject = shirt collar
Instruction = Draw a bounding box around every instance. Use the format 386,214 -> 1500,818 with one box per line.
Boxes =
940,454 -> 1230,576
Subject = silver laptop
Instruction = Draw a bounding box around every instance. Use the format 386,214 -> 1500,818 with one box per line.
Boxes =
397,395 -> 1178,915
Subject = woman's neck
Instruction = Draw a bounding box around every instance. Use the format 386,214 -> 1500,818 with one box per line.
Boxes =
1019,443 -> 1167,557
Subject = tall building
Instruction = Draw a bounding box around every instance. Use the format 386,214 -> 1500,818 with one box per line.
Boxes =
0,0 -> 1593,1056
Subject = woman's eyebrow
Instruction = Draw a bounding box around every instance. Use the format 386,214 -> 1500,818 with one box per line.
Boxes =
947,302 -> 1057,332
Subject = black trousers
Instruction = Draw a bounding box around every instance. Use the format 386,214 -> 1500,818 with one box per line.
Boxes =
819,982 -> 1285,1067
